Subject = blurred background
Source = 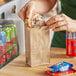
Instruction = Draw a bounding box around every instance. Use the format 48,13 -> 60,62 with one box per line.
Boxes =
0,0 -> 30,54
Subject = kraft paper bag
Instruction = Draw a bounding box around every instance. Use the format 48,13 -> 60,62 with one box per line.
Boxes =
25,26 -> 50,67
25,13 -> 50,67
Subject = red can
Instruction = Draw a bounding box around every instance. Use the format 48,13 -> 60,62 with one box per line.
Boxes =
66,32 -> 76,57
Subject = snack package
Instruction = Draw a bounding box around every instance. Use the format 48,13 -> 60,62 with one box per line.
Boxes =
0,24 -> 19,68
49,62 -> 73,72
45,69 -> 76,76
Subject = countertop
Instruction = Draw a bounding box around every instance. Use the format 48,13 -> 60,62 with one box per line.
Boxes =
0,48 -> 76,76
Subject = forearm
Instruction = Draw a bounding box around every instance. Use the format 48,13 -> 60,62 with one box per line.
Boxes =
31,0 -> 57,14
50,0 -> 57,9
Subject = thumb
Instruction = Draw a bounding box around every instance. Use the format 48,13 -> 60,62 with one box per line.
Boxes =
26,2 -> 35,19
25,3 -> 35,27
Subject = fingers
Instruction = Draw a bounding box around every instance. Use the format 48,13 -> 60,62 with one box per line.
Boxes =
18,1 -> 35,22
49,20 -> 67,29
46,14 -> 64,26
18,6 -> 27,21
46,14 -> 68,31
25,3 -> 35,26
53,25 -> 67,31
26,3 -> 35,19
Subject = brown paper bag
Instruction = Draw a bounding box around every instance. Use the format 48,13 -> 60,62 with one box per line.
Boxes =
25,26 -> 50,67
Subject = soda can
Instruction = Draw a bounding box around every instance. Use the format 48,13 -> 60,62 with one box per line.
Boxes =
3,24 -> 18,57
9,24 -> 17,56
66,32 -> 76,57
3,27 -> 12,61
0,31 -> 6,66
4,24 -> 17,56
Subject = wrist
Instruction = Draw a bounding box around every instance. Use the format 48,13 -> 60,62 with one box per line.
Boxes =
33,0 -> 52,14
73,19 -> 76,23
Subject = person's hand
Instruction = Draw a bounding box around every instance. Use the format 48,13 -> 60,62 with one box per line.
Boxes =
18,0 -> 53,22
46,14 -> 76,32
18,1 -> 35,22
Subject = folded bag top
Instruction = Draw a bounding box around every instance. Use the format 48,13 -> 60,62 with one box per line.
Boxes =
25,13 -> 45,28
